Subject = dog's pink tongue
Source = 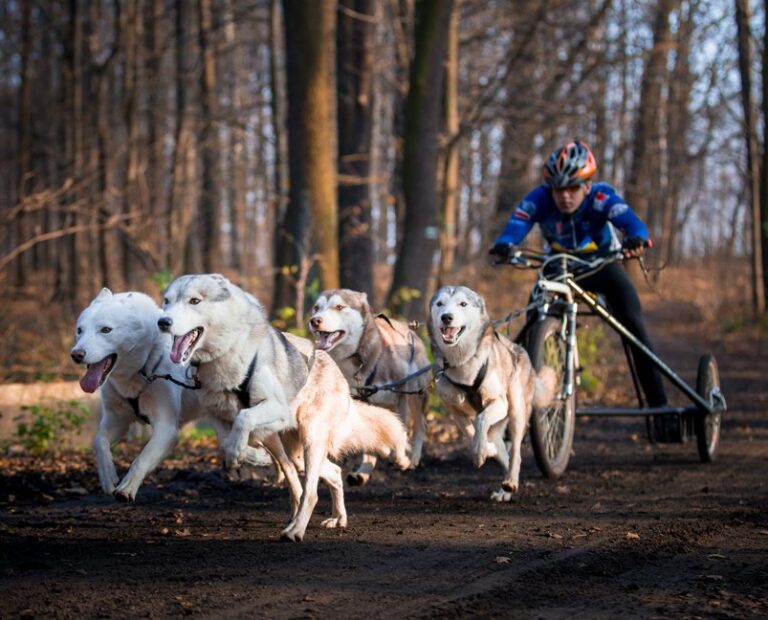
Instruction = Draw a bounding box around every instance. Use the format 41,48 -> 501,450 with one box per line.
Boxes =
80,360 -> 108,393
171,332 -> 195,364
315,334 -> 331,350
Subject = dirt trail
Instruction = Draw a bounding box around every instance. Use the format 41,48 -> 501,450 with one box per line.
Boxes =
1,301 -> 767,619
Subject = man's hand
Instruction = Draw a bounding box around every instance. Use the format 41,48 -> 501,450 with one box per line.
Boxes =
489,241 -> 514,257
622,236 -> 649,258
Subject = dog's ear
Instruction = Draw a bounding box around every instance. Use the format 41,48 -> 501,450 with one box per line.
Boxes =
471,289 -> 489,322
95,287 -> 112,301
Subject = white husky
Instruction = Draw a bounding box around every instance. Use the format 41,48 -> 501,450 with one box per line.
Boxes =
160,274 -> 409,541
71,289 -> 200,501
429,286 -> 556,502
309,288 -> 430,485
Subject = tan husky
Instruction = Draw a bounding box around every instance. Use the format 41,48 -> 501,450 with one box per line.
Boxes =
309,289 -> 430,485
429,285 -> 556,501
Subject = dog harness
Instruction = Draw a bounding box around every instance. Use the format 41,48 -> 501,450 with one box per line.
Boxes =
440,357 -> 489,414
126,397 -> 151,425
438,329 -> 507,413
228,353 -> 259,409
352,314 -> 427,400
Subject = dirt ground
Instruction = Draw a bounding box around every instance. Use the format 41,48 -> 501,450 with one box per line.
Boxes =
1,266 -> 768,619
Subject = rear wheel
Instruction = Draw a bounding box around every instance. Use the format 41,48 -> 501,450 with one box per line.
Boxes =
695,354 -> 723,463
526,316 -> 576,479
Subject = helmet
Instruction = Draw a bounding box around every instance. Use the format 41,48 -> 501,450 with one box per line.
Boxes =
543,140 -> 597,188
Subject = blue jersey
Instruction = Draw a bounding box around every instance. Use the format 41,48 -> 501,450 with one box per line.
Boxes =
495,182 -> 648,254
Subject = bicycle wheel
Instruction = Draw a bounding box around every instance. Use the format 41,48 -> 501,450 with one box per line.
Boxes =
526,316 -> 576,479
695,354 -> 723,463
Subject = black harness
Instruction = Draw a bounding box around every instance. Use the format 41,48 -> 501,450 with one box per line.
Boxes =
126,396 -> 151,426
438,329 -> 504,413
228,354 -> 259,409
352,314 -> 425,401
440,356 -> 489,413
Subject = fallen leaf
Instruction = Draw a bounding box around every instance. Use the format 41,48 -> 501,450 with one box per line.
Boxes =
707,553 -> 726,560
625,531 -> 640,540
495,555 -> 511,564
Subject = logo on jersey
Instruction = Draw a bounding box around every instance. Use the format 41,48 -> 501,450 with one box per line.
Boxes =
608,203 -> 628,218
592,191 -> 609,212
514,200 -> 536,222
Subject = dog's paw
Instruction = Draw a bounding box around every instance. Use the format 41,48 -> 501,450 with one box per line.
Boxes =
280,525 -> 305,543
346,472 -> 369,487
490,489 -> 513,503
501,480 -> 518,494
97,465 -> 119,495
321,516 -> 348,529
222,437 -> 247,471
113,482 -> 138,502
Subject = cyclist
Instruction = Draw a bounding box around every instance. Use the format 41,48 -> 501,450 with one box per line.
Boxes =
489,140 -> 673,438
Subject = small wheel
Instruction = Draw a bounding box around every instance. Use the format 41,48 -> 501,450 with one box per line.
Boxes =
695,354 -> 723,462
526,316 -> 576,479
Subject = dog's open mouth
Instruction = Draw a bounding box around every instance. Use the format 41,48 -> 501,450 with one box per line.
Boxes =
170,327 -> 204,364
79,353 -> 118,393
440,326 -> 465,345
313,330 -> 345,351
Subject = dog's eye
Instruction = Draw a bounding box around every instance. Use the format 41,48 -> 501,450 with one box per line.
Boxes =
189,297 -> 201,305
335,304 -> 345,311
435,301 -> 443,307
459,301 -> 468,307
163,297 -> 169,306
312,304 -> 319,312
100,326 -> 112,334
76,327 -> 82,335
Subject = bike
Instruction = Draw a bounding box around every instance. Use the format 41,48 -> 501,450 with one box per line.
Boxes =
494,248 -> 727,479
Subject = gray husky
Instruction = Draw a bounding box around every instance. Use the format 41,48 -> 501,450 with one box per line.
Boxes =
429,285 -> 556,501
159,274 -> 409,541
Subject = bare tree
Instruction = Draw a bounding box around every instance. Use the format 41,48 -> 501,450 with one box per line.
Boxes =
337,0 -> 377,297
735,0 -> 765,316
387,0 -> 454,319
274,0 -> 338,319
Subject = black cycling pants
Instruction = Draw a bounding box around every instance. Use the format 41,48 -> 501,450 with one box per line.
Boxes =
577,262 -> 667,407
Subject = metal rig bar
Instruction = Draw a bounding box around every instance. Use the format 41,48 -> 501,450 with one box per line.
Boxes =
566,276 -> 713,414
577,404 -> 698,417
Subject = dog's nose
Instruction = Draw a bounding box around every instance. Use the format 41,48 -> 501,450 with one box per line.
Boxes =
71,349 -> 85,363
309,316 -> 322,330
440,313 -> 453,325
158,317 -> 173,332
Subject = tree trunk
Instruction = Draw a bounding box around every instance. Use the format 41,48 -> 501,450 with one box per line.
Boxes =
198,0 -> 219,273
625,0 -> 676,224
387,0 -> 454,319
337,0 -> 376,296
761,0 -> 768,309
14,0 -> 33,288
735,0 -> 765,316
438,1 -> 459,283
275,0 -> 339,321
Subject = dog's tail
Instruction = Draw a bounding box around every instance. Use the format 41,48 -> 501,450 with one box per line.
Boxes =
341,400 -> 411,470
532,366 -> 558,409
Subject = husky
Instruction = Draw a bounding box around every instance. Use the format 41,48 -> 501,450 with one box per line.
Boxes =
309,289 -> 430,485
70,289 -> 205,501
159,274 -> 410,541
428,286 -> 556,502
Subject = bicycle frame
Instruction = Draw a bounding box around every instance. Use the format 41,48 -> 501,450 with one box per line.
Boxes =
508,252 -> 719,418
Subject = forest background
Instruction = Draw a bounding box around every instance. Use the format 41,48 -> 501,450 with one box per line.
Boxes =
1,0 -> 768,385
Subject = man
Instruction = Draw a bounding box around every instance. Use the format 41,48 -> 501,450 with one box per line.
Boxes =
490,140 -> 672,438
